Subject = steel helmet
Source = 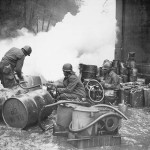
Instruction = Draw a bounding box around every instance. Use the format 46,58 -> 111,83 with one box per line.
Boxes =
102,61 -> 112,70
63,63 -> 72,72
22,45 -> 32,56
103,59 -> 110,65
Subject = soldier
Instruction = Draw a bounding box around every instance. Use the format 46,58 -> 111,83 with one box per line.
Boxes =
56,63 -> 86,101
0,45 -> 32,88
101,61 -> 121,105
101,61 -> 120,89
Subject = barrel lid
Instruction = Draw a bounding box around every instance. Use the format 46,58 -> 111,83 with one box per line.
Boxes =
74,105 -> 99,112
2,98 -> 29,129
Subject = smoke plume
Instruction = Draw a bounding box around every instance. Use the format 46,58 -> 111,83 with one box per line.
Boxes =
0,0 -> 116,81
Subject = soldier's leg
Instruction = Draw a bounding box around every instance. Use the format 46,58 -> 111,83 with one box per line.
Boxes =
59,93 -> 79,100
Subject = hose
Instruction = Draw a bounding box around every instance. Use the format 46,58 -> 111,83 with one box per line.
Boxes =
69,112 -> 122,133
94,104 -> 128,120
38,100 -> 91,131
18,82 -> 41,90
13,74 -> 41,90
86,79 -> 104,104
39,103 -> 128,132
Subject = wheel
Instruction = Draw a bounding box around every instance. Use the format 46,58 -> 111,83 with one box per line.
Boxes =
85,79 -> 104,104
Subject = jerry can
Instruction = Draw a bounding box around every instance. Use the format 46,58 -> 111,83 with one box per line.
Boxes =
120,87 -> 131,105
143,88 -> 150,107
130,88 -> 144,107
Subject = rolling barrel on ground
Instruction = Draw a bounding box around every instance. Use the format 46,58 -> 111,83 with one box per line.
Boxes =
2,89 -> 54,129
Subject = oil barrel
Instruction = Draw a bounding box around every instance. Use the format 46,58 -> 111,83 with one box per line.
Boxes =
56,104 -> 77,129
2,89 -> 54,129
81,64 -> 98,80
23,75 -> 42,91
72,105 -> 99,136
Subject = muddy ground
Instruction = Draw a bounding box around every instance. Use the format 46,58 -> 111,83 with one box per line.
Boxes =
0,108 -> 150,150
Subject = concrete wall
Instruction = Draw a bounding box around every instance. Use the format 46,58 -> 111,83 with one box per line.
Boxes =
115,0 -> 150,63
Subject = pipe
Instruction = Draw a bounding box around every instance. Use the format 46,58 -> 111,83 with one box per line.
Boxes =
94,104 -> 128,120
69,112 -> 122,133
18,81 -> 41,90
13,74 -> 41,90
38,100 -> 91,131
38,102 -> 128,131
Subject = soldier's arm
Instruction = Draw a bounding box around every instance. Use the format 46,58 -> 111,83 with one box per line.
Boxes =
14,57 -> 25,79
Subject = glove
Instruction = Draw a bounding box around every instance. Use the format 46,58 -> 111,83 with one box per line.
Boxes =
57,88 -> 64,94
19,75 -> 24,80
57,88 -> 61,94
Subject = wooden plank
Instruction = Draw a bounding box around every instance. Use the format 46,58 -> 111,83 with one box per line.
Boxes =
67,134 -> 121,149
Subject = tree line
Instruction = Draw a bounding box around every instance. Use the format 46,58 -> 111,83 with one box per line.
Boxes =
0,0 -> 81,38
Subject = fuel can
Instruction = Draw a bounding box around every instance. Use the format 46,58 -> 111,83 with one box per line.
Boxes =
143,88 -> 150,107
130,88 -> 144,107
120,87 -> 131,105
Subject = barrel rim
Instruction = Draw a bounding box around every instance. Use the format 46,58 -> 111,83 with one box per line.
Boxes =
2,97 -> 29,129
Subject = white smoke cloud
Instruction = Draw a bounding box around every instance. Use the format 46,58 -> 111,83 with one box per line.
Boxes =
0,0 -> 117,81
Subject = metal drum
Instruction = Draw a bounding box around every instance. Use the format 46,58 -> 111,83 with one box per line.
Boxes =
2,89 -> 54,129
81,64 -> 98,80
23,75 -> 42,91
56,104 -> 77,129
0,88 -> 17,119
72,106 -> 99,136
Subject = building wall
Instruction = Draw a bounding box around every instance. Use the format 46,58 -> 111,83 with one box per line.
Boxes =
115,0 -> 150,63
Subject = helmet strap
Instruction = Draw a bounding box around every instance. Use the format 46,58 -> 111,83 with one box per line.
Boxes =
22,48 -> 28,56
